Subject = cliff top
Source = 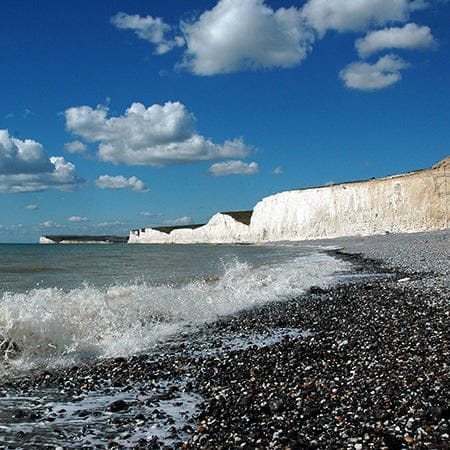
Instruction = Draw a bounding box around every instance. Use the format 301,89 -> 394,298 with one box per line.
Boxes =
221,210 -> 253,225
433,156 -> 450,171
41,235 -> 128,243
280,155 -> 450,195
153,223 -> 205,234
142,211 -> 253,234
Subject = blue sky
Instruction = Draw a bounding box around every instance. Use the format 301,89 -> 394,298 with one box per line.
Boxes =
1,0 -> 449,242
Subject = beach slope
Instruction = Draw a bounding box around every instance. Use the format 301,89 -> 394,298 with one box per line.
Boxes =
0,231 -> 448,449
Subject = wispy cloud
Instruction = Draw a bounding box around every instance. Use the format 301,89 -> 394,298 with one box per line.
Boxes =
163,216 -> 192,226
140,211 -> 162,217
111,12 -> 184,55
209,160 -> 259,176
40,220 -> 60,228
94,221 -> 128,229
273,166 -> 284,175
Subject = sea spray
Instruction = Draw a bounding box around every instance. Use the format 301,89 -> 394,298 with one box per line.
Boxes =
0,246 -> 350,376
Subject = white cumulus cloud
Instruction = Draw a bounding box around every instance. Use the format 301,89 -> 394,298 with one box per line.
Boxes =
301,0 -> 413,36
64,140 -> 87,154
355,23 -> 436,57
0,129 -> 53,175
68,216 -> 88,222
0,129 -> 84,193
109,0 -> 435,91
40,220 -> 59,228
95,175 -> 148,192
65,101 -> 251,166
111,12 -> 184,55
180,0 -> 314,75
209,160 -> 259,176
339,54 -> 409,91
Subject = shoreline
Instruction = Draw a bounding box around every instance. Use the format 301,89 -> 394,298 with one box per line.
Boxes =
0,231 -> 448,448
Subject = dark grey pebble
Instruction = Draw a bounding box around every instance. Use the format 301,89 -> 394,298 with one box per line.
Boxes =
108,399 -> 129,412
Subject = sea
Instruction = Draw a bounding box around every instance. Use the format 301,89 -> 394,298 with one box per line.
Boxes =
0,242 -> 357,447
0,242 -> 351,378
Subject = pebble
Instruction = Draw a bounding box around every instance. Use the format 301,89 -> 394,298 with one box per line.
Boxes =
108,399 -> 129,412
0,230 -> 448,448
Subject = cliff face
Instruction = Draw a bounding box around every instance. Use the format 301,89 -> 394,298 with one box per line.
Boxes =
128,212 -> 251,244
129,157 -> 449,244
39,236 -> 57,244
249,158 -> 449,241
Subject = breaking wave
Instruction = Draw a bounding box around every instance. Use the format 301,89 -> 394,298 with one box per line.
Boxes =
0,252 -> 349,375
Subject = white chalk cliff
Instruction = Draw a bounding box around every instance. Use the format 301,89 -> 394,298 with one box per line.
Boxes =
129,212 -> 251,244
129,157 -> 449,244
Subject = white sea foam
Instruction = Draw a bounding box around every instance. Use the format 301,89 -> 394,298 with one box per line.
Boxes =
0,252 -> 349,375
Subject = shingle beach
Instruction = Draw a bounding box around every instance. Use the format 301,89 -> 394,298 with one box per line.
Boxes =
1,230 -> 448,449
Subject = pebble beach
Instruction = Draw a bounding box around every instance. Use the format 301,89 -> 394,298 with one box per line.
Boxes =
1,230 -> 448,449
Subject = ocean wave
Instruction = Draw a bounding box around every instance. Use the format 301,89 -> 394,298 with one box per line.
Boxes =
0,252 -> 349,375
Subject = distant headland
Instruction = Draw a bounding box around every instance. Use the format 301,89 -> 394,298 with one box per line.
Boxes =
39,235 -> 128,244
